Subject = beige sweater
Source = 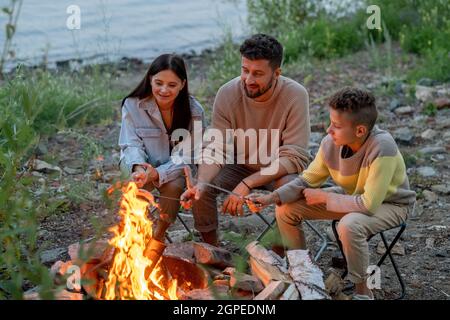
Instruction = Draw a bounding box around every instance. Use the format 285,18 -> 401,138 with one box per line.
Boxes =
205,76 -> 311,173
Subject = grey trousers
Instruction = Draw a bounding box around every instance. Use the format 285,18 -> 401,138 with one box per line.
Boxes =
276,199 -> 408,284
192,164 -> 297,232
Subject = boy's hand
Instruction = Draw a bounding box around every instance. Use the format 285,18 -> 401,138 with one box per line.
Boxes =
303,188 -> 328,206
246,192 -> 279,208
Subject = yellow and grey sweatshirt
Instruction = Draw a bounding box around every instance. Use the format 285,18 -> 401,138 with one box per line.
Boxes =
275,126 -> 416,215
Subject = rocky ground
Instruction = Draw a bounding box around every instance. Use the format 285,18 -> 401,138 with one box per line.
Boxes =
29,46 -> 449,300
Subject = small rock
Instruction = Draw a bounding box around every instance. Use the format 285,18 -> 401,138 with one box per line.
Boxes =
223,267 -> 236,276
415,85 -> 435,102
389,98 -> 402,111
420,129 -> 438,140
393,127 -> 414,144
376,241 -> 405,256
431,184 -> 450,195
417,166 -> 437,178
63,166 -> 80,175
427,225 -> 447,232
434,97 -> 450,109
422,190 -> 438,202
419,146 -> 446,155
394,106 -> 414,115
35,141 -> 48,156
417,78 -> 436,87
40,247 -> 66,264
30,159 -> 62,174
393,82 -> 404,95
425,238 -> 435,249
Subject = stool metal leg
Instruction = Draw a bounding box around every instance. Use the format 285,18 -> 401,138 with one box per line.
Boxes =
177,210 -> 195,240
379,227 -> 407,300
304,220 -> 329,262
332,220 -> 348,278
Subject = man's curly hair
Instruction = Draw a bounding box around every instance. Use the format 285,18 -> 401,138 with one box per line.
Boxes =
329,87 -> 378,131
239,34 -> 283,70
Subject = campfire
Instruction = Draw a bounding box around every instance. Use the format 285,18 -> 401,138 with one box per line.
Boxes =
27,170 -> 331,300
103,181 -> 178,300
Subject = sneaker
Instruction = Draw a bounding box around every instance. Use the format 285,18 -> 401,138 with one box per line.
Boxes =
352,293 -> 374,300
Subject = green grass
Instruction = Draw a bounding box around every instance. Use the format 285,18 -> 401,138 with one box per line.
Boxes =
239,0 -> 450,82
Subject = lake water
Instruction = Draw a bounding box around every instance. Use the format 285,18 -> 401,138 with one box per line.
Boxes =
1,0 -> 248,70
1,0 -> 364,71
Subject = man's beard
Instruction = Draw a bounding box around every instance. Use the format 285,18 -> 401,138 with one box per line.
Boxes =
244,75 -> 275,99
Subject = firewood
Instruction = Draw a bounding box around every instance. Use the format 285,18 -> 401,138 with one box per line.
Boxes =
230,272 -> 264,293
249,257 -> 290,287
193,242 -> 233,268
254,280 -> 288,300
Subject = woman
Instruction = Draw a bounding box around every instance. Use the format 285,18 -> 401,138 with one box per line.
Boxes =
118,53 -> 205,241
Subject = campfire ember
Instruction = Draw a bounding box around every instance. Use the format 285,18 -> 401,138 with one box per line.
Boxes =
103,182 -> 178,300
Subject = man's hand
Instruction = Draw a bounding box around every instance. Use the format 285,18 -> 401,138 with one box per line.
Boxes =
132,163 -> 159,187
303,188 -> 328,206
180,183 -> 206,209
222,181 -> 251,216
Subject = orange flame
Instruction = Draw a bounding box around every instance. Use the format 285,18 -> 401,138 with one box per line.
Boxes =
104,182 -> 178,300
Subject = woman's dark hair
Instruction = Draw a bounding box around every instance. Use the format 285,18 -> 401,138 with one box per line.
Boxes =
122,53 -> 191,134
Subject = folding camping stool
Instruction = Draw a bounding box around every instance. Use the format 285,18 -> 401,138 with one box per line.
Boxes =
331,218 -> 408,300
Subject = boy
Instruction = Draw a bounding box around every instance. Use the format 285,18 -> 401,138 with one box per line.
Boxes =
250,87 -> 416,299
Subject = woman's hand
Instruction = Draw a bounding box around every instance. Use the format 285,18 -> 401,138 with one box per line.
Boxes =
132,163 -> 159,187
180,183 -> 207,209
303,188 -> 328,206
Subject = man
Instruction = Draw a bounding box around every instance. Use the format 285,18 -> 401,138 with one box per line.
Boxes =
181,34 -> 311,246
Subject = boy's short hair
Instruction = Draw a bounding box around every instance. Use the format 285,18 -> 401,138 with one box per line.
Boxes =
239,34 -> 283,70
329,87 -> 378,131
